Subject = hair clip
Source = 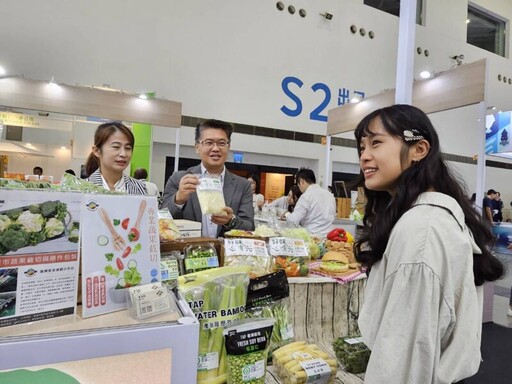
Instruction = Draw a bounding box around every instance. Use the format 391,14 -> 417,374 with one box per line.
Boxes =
403,129 -> 424,142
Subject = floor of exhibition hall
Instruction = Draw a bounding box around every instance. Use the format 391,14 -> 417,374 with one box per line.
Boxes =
492,252 -> 512,329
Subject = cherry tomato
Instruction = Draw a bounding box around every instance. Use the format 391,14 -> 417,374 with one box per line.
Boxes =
116,258 -> 124,270
122,246 -> 132,258
121,218 -> 130,230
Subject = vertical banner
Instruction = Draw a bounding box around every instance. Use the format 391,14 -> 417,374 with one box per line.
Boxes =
80,194 -> 160,317
485,111 -> 512,155
0,190 -> 81,327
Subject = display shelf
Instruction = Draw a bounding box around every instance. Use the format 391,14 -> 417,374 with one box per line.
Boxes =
0,293 -> 199,383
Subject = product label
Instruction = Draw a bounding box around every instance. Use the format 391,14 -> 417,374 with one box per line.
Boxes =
242,359 -> 265,381
185,256 -> 219,270
224,239 -> 269,257
198,177 -> 223,191
160,259 -> 179,281
198,352 -> 219,371
344,337 -> 364,345
280,324 -> 294,341
299,358 -> 331,384
269,237 -> 308,257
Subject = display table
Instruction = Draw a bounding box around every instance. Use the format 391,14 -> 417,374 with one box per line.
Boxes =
265,275 -> 367,384
0,295 -> 199,383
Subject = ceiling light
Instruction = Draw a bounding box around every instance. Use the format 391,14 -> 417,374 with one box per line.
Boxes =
350,97 -> 360,103
60,146 -> 66,149
319,12 -> 333,20
138,93 -> 148,100
0,66 -> 6,76
419,71 -> 431,79
466,19 -> 470,24
138,91 -> 156,100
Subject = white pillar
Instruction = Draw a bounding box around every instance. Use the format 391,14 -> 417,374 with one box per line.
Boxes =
395,0 -> 417,104
324,135 -> 332,189
174,127 -> 181,172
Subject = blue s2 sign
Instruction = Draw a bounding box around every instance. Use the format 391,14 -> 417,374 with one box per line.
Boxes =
280,76 -> 365,122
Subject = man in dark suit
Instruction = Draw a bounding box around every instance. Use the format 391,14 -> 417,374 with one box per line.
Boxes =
162,119 -> 254,237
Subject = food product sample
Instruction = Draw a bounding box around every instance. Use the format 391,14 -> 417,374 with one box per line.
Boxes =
333,336 -> 371,374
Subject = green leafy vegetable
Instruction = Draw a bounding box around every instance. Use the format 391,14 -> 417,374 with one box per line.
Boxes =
105,253 -> 114,262
17,211 -> 45,233
105,265 -> 120,277
113,219 -> 120,226
132,243 -> 142,254
124,266 -> 142,287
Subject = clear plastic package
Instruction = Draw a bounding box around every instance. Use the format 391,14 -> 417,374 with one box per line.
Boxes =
333,335 -> 371,374
127,282 -> 177,320
160,251 -> 184,289
196,174 -> 226,215
223,237 -> 272,278
183,242 -> 219,274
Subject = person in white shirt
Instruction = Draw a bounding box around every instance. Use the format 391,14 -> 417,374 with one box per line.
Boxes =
271,185 -> 302,217
354,104 -> 504,384
247,173 -> 264,215
286,168 -> 335,236
133,168 -> 159,196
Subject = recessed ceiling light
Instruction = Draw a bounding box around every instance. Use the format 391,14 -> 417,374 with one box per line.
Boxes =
420,71 -> 431,79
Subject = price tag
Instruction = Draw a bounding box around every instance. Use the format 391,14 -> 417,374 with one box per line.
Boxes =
198,352 -> 219,371
160,259 -> 179,281
344,337 -> 364,345
299,358 -> 331,384
269,237 -> 308,257
198,177 -> 223,191
184,256 -> 219,270
242,359 -> 265,381
128,283 -> 172,319
280,323 -> 294,341
224,238 -> 269,257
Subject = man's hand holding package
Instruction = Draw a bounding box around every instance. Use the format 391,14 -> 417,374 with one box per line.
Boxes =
175,174 -> 200,205
212,206 -> 233,226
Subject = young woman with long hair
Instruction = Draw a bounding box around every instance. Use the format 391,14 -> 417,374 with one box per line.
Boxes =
354,104 -> 503,384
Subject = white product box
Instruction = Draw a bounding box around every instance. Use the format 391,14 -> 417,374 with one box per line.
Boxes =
174,219 -> 202,238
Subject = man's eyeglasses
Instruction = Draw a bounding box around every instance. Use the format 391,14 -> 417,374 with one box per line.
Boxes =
198,140 -> 230,149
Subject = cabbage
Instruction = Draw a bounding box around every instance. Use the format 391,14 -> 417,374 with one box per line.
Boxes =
45,217 -> 65,238
17,211 -> 45,233
0,215 -> 11,232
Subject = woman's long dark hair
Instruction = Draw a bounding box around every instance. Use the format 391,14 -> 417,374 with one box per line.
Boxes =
84,122 -> 134,177
354,104 -> 503,286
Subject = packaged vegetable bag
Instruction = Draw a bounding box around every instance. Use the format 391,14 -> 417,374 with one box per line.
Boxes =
223,237 -> 272,278
178,265 -> 251,384
196,174 -> 226,215
223,318 -> 275,384
245,271 -> 294,355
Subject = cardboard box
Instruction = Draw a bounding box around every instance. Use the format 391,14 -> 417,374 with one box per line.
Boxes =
336,198 -> 352,219
174,219 -> 202,238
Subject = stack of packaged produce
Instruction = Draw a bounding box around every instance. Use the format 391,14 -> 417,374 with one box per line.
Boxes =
272,341 -> 338,384
178,265 -> 251,384
245,271 -> 294,355
333,335 -> 371,374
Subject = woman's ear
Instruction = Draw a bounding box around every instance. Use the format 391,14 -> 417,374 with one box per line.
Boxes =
92,145 -> 100,158
411,139 -> 430,162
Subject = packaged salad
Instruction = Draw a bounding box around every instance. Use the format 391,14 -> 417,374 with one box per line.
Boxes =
268,237 -> 310,277
196,174 -> 226,215
184,242 -> 219,274
223,237 -> 272,278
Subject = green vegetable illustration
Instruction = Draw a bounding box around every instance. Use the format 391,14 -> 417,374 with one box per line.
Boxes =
97,235 -> 109,246
105,253 -> 114,262
113,219 -> 120,226
105,265 -> 120,277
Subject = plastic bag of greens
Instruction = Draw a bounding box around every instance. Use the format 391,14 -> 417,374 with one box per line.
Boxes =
178,265 -> 251,384
245,271 -> 294,355
223,318 -> 275,384
223,238 -> 272,278
184,242 -> 219,274
196,174 -> 226,215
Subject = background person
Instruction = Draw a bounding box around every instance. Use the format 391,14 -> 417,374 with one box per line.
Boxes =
354,104 -> 504,384
247,173 -> 264,214
162,119 -> 254,237
85,122 -> 147,195
483,189 -> 497,223
269,185 -> 303,218
492,191 -> 503,223
133,167 -> 159,196
33,166 -> 43,176
286,167 -> 336,236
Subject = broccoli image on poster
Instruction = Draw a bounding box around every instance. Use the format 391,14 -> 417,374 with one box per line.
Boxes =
0,200 -> 69,255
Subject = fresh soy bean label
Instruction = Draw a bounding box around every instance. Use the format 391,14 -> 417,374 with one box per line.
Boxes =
223,318 -> 276,383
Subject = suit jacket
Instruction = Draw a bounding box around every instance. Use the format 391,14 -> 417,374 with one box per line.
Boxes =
87,169 -> 148,195
162,165 -> 254,236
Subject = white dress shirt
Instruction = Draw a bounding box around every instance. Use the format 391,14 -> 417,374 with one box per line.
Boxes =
286,184 -> 335,236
